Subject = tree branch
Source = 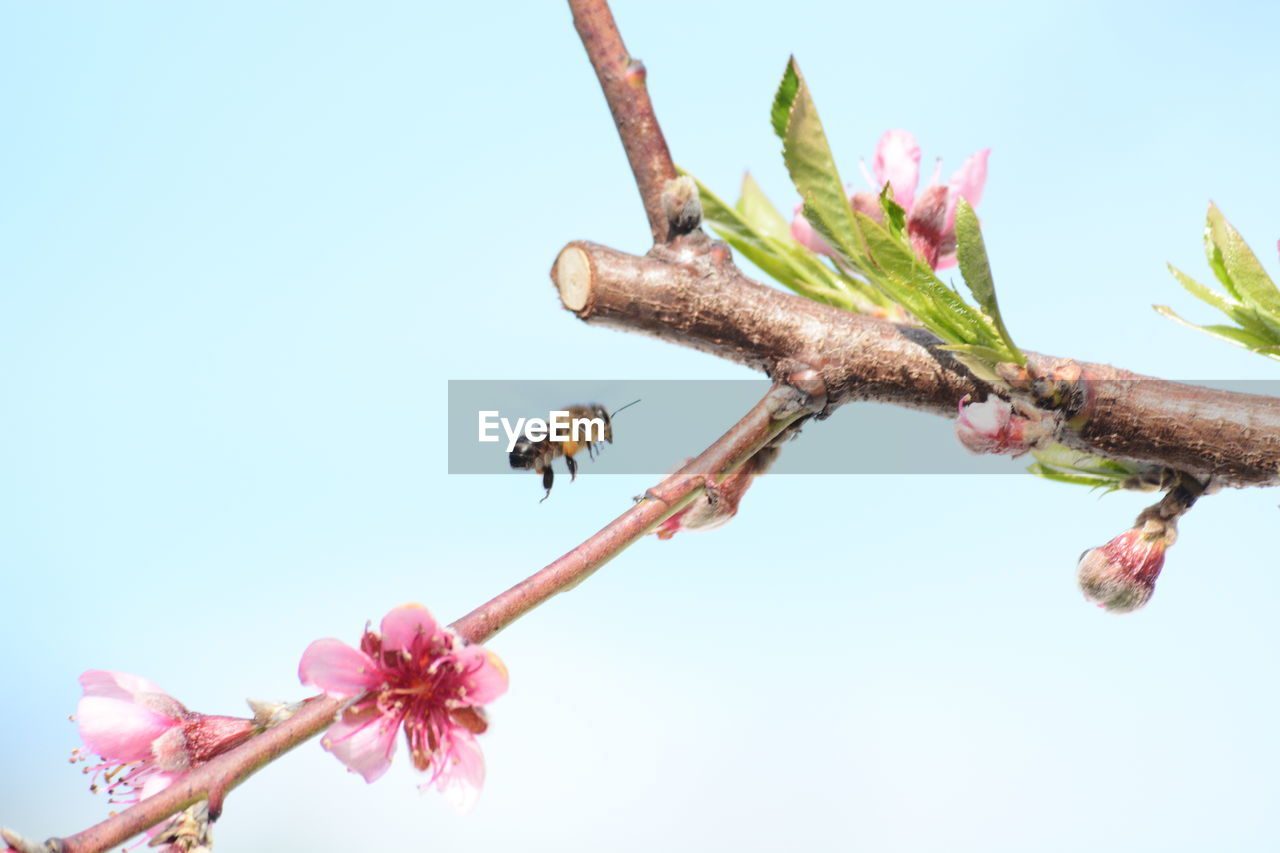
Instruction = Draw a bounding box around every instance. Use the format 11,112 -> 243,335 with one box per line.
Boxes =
568,0 -> 678,244
552,240 -> 1280,488
35,384 -> 813,853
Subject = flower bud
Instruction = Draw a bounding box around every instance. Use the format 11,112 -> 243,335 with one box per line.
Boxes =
954,396 -> 1038,457
653,446 -> 779,541
1077,524 -> 1173,613
661,176 -> 702,236
790,204 -> 834,256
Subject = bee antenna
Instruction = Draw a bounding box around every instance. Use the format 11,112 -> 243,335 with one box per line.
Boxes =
610,398 -> 642,418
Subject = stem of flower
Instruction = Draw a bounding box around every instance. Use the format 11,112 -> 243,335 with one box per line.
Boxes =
41,383 -> 814,853
452,382 -> 815,643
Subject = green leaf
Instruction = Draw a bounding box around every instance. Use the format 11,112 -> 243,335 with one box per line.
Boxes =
942,343 -> 1016,364
770,57 -> 801,140
1031,445 -> 1139,478
1167,263 -> 1238,313
772,58 -> 863,265
736,173 -> 791,242
1026,445 -> 1145,492
689,171 -> 888,312
853,210 -> 1001,349
954,198 -> 1024,364
692,175 -> 819,293
1153,305 -> 1280,360
1165,264 -> 1280,340
1026,463 -> 1122,492
878,184 -> 907,241
1205,202 -> 1280,318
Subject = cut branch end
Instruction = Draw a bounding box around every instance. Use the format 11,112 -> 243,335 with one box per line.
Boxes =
553,244 -> 595,313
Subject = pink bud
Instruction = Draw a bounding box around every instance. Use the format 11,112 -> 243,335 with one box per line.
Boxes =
73,670 -> 258,810
1077,527 -> 1170,613
954,396 -> 1035,457
654,447 -> 779,541
790,203 -> 834,256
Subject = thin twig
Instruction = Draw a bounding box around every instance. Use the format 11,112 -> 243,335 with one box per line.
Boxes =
44,384 -> 815,853
568,0 -> 678,244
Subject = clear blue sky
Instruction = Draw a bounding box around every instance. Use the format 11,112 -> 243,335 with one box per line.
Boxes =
3,2 -> 1279,851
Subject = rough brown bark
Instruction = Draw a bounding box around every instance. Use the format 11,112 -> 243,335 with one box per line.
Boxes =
553,241 -> 1280,487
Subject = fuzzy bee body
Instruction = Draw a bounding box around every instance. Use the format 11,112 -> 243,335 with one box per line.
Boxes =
509,404 -> 614,501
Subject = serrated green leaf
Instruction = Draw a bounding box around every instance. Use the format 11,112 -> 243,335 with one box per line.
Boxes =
853,210 -> 1002,349
1206,203 -> 1280,319
954,199 -> 1024,364
770,57 -> 801,140
773,59 -> 863,267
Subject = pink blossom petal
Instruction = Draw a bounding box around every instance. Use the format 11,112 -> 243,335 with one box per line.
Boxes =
380,603 -> 442,654
298,638 -> 381,697
944,148 -> 991,232
453,646 -> 509,706
139,771 -> 180,801
77,696 -> 178,762
789,203 -> 833,256
432,732 -> 486,814
323,703 -> 400,783
79,670 -> 167,701
872,130 -> 921,211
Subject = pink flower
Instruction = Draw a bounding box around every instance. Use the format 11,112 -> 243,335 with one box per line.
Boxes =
862,129 -> 990,270
298,603 -> 508,812
73,671 -> 257,807
1077,525 -> 1173,613
954,396 -> 1036,457
789,130 -> 989,271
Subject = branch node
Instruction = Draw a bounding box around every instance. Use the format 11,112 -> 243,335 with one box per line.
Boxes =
623,58 -> 646,85
773,360 -> 828,416
660,175 -> 702,237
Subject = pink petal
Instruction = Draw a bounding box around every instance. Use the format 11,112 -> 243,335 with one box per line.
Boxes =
139,772 -> 184,838
139,771 -> 180,801
79,670 -> 168,701
872,130 -> 921,211
944,148 -> 991,232
453,646 -> 509,706
789,203 -> 833,256
298,638 -> 381,697
323,702 -> 400,783
432,732 -> 486,814
380,603 -> 442,654
77,695 -> 178,762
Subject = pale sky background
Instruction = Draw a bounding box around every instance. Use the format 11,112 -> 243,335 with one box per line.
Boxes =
3,2 -> 1279,851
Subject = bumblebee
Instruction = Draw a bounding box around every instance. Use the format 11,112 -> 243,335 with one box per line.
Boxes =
509,401 -> 637,500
